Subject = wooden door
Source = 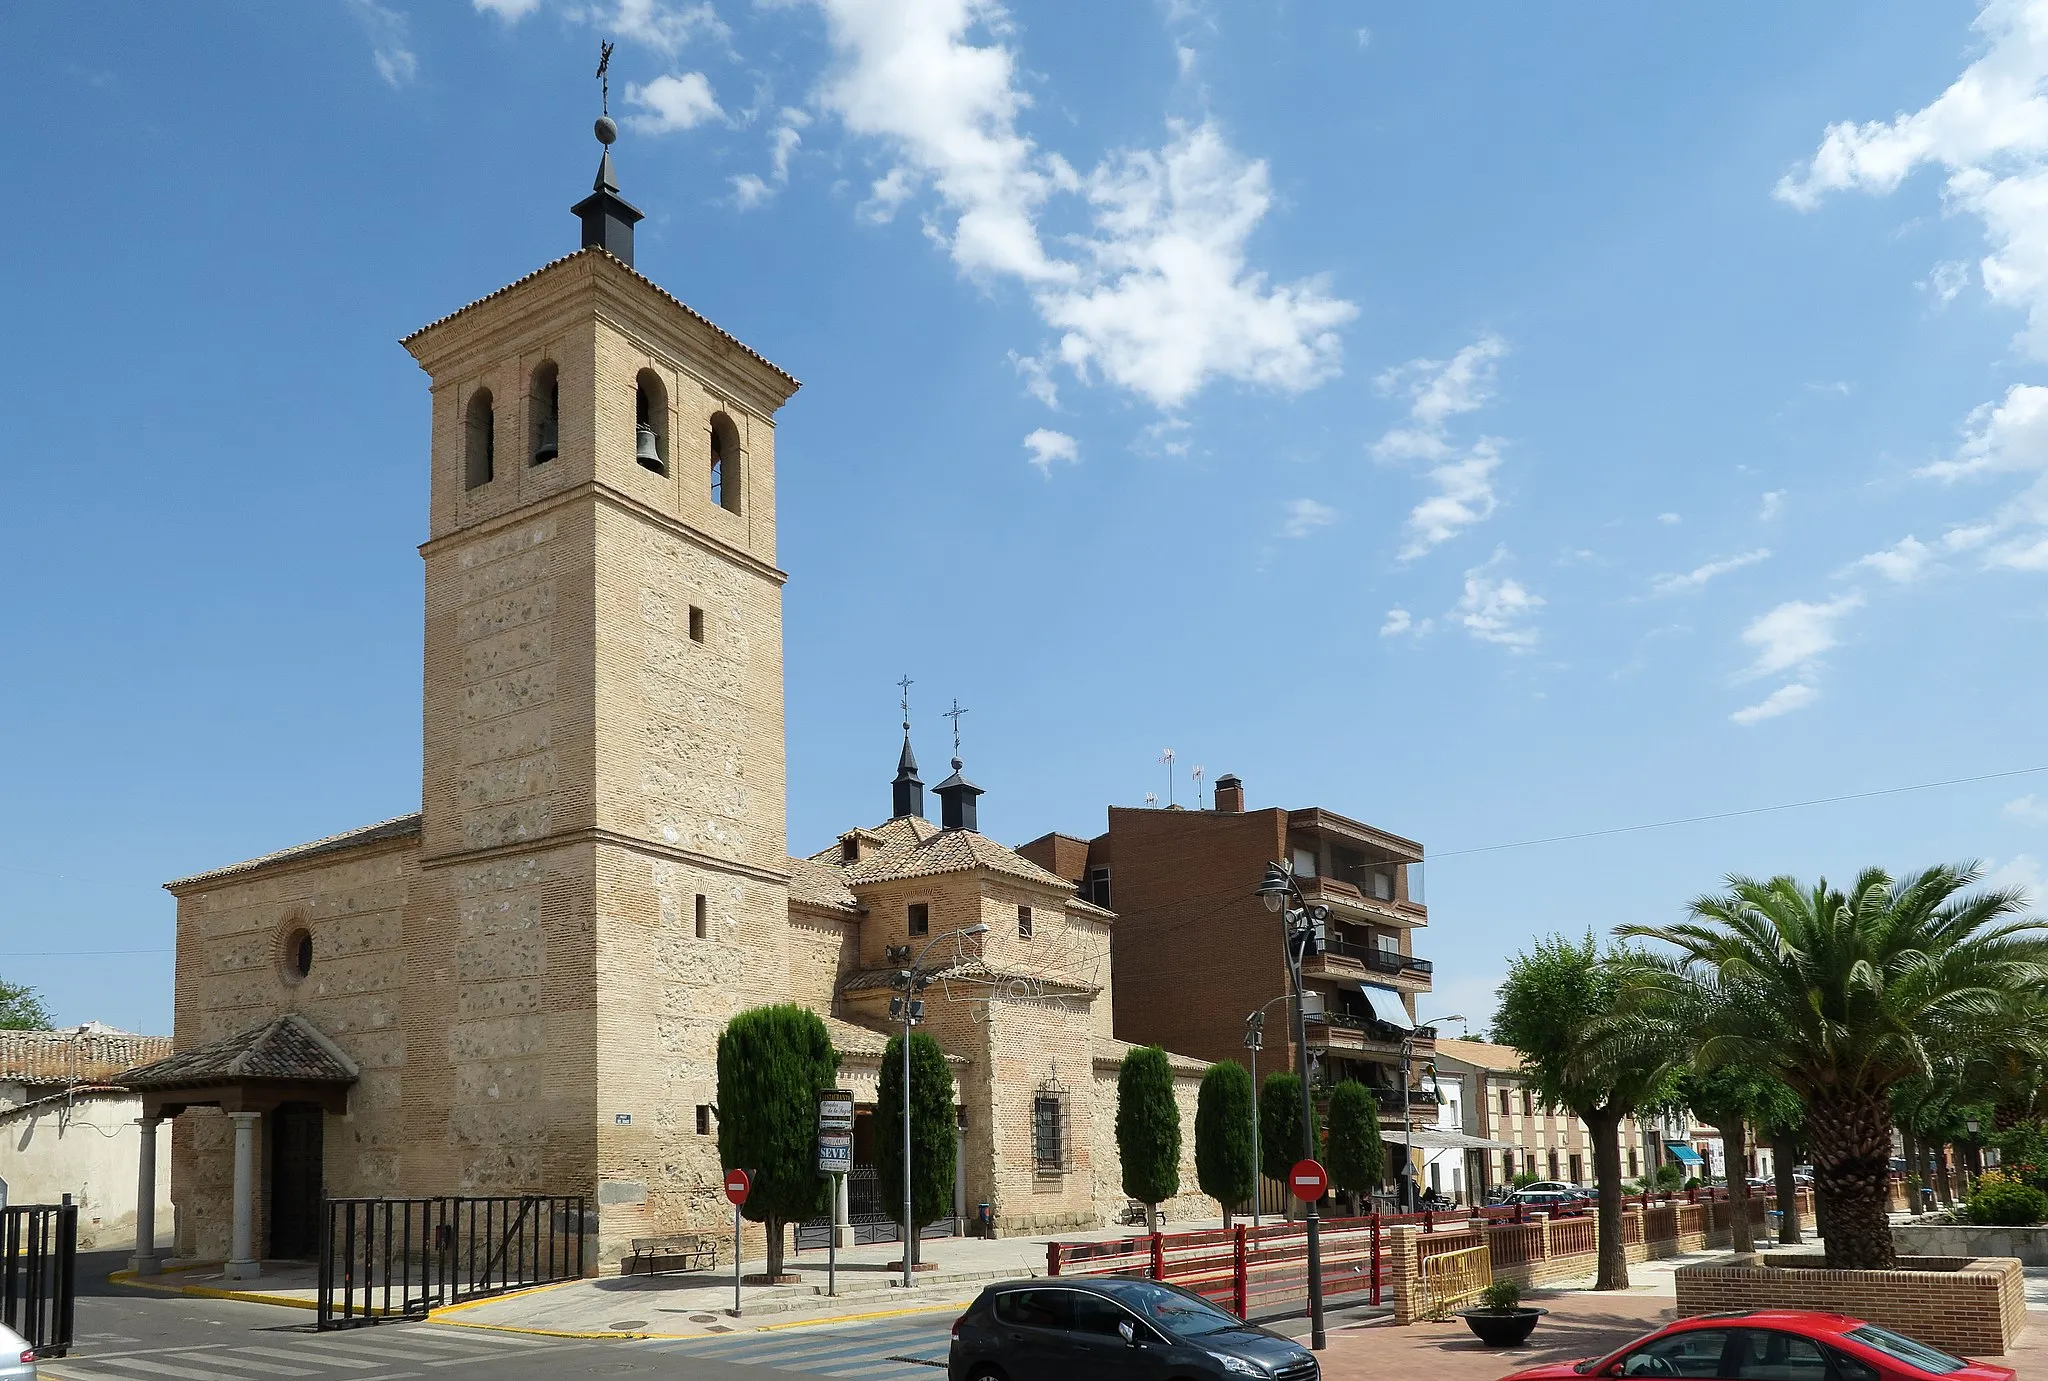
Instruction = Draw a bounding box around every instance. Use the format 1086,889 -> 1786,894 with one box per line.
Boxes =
268,1105 -> 324,1259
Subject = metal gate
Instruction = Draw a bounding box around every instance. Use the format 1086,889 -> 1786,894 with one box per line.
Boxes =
794,1168 -> 957,1251
1,1199 -> 77,1359
317,1195 -> 587,1330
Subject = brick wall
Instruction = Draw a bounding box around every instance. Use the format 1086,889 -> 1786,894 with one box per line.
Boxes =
1674,1253 -> 2026,1357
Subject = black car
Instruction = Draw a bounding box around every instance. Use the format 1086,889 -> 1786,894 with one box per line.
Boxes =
949,1277 -> 1318,1381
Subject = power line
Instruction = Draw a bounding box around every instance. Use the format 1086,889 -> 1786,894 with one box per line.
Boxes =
1429,764 -> 2048,861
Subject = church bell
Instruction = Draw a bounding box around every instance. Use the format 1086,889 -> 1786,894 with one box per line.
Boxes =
534,419 -> 558,465
635,423 -> 664,471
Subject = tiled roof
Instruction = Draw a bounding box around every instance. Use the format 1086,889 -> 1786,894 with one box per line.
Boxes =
1091,1036 -> 1208,1077
787,855 -> 860,912
119,1015 -> 360,1089
1432,1037 -> 1526,1073
839,957 -> 1100,999
824,1016 -> 890,1058
0,1027 -> 172,1085
166,813 -> 421,890
836,823 -> 1078,891
400,247 -> 799,390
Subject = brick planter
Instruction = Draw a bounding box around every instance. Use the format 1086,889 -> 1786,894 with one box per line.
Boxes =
1673,1252 -> 2026,1356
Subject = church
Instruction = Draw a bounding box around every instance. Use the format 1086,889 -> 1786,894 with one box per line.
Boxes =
121,122 -> 1206,1278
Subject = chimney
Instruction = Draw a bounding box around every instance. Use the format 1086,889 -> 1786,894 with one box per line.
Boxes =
1213,774 -> 1244,813
934,758 -> 983,832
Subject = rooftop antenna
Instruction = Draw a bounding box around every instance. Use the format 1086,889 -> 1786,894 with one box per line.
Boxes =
1144,792 -> 1159,808
1191,764 -> 1206,809
1158,748 -> 1176,807
943,698 -> 969,764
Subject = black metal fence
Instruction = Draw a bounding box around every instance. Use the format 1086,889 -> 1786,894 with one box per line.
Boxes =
795,1169 -> 958,1251
316,1195 -> 587,1330
2,1199 -> 77,1359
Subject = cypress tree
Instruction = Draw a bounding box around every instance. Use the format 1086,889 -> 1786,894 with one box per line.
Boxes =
1194,1061 -> 1256,1224
1325,1080 -> 1384,1214
875,1030 -> 957,1267
1259,1073 -> 1318,1217
716,1004 -> 839,1278
1117,1045 -> 1182,1230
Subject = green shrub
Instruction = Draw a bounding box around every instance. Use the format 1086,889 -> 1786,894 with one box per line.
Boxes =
1194,1062 -> 1256,1219
1653,1163 -> 1684,1190
1963,1177 -> 2048,1227
1117,1045 -> 1182,1214
1478,1279 -> 1522,1312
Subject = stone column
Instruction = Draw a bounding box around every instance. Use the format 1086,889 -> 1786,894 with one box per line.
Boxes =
225,1111 -> 261,1280
833,1173 -> 853,1249
129,1116 -> 163,1276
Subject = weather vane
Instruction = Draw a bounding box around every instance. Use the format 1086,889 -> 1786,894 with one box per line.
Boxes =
897,674 -> 914,732
596,41 -> 615,116
943,698 -> 969,761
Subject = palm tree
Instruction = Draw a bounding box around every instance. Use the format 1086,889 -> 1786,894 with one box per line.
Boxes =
1621,864 -> 2048,1270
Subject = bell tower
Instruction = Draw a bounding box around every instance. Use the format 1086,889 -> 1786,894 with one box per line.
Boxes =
396,109 -> 800,1257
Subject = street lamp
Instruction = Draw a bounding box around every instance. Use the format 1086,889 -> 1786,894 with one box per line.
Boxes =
1400,1013 -> 1462,1210
1244,994 -> 1296,1229
889,921 -> 989,1289
1255,861 -> 1330,1350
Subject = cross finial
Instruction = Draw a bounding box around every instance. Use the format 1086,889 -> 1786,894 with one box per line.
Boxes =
897,675 -> 914,732
596,41 -> 615,116
942,698 -> 969,761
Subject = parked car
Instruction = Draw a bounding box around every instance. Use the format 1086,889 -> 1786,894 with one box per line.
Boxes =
1495,1309 -> 2014,1380
1517,1181 -> 1575,1195
1508,1189 -> 1575,1210
0,1319 -> 36,1381
950,1277 -> 1317,1381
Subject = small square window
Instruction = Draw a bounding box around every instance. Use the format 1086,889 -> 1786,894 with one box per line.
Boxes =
694,894 -> 707,939
1087,866 -> 1111,910
1018,905 -> 1033,939
696,1105 -> 711,1135
689,606 -> 705,643
908,902 -> 929,937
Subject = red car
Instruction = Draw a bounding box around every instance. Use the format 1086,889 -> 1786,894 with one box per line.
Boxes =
1498,1309 -> 2015,1381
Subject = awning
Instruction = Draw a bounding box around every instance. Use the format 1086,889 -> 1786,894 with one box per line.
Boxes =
1353,982 -> 1412,1030
1384,1127 -> 1514,1151
1664,1142 -> 1705,1168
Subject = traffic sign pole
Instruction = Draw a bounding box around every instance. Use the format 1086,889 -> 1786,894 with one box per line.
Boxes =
723,1168 -> 751,1316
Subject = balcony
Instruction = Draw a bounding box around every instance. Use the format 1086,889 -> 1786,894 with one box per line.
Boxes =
1373,1084 -> 1440,1114
1304,931 -> 1434,992
1297,875 -> 1428,928
1302,1012 -> 1438,1059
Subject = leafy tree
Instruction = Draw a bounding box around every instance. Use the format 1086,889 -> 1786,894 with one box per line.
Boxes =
1194,1062 -> 1256,1225
1117,1045 -> 1182,1231
1495,934 -> 1682,1290
875,1030 -> 957,1267
1324,1081 -> 1384,1214
1759,1095 -> 1810,1245
0,978 -> 53,1030
715,1004 -> 839,1278
1258,1073 -> 1319,1220
1622,864 -> 2048,1270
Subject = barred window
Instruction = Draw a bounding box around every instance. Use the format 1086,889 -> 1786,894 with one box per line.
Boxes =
1018,904 -> 1033,939
1032,1094 -> 1065,1172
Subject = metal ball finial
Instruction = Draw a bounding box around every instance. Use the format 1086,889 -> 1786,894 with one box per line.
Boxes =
595,115 -> 618,145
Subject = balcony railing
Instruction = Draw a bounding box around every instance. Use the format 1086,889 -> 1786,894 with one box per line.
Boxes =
1305,1012 -> 1439,1046
1320,932 -> 1434,977
1371,1085 -> 1441,1113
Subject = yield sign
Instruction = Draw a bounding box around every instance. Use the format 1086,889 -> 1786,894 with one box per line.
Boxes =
1289,1158 -> 1328,1202
723,1167 -> 752,1206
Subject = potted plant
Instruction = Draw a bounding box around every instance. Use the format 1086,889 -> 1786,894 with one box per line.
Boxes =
1458,1278 -> 1547,1346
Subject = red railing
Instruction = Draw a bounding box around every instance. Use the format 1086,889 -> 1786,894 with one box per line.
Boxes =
1049,1217 -> 1389,1317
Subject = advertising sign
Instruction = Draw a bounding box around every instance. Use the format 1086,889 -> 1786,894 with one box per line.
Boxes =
817,1131 -> 852,1176
818,1089 -> 855,1133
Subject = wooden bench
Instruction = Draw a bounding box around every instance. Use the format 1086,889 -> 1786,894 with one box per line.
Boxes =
624,1234 -> 719,1276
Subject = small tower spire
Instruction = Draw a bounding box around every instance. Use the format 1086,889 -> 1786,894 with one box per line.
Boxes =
892,675 -> 924,820
573,41 -> 645,266
934,699 -> 983,832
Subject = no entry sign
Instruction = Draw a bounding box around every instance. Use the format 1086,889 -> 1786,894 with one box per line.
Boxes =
723,1168 -> 752,1205
1289,1158 -> 1328,1202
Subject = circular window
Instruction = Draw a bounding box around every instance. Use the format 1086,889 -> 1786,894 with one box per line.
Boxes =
281,926 -> 313,984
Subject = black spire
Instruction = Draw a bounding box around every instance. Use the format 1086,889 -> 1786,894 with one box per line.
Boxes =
892,732 -> 924,820
935,757 -> 982,832
574,54 -> 644,266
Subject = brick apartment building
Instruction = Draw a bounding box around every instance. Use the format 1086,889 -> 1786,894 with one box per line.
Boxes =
1020,775 -> 1446,1135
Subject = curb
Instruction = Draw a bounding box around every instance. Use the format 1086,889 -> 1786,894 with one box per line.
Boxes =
107,1269 -> 341,1314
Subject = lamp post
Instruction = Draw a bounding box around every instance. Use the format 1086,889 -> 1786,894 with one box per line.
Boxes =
888,921 -> 989,1289
1399,1014 -> 1462,1210
1244,994 -> 1295,1229
1256,862 -> 1329,1351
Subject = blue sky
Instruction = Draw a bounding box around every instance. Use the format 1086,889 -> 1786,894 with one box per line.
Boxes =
5,1 -> 2048,1036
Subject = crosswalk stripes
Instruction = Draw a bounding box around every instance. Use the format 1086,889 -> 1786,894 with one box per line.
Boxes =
42,1322 -> 573,1381
634,1312 -> 957,1381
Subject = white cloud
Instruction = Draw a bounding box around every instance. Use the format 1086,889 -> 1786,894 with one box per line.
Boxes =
627,71 -> 724,133
1456,551 -> 1543,650
2005,793 -> 2048,823
1380,608 -> 1416,637
1657,512 -> 1682,525
1374,336 -> 1510,560
1138,417 -> 1191,457
1804,380 -> 1854,397
1920,382 -> 2048,481
614,0 -> 729,54
350,0 -> 417,86
1022,428 -> 1078,475
730,173 -> 773,208
809,1 -> 1354,409
1730,682 -> 1818,725
472,0 -> 543,16
731,109 -> 811,210
1279,498 -> 1338,539
1650,548 -> 1771,596
1848,534 -> 1936,583
1759,490 -> 1785,521
1356,26 -> 1372,47
1986,853 -> 2046,895
1010,351 -> 1060,409
1738,592 -> 1864,679
1777,0 -> 2048,356
1925,259 -> 1970,304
